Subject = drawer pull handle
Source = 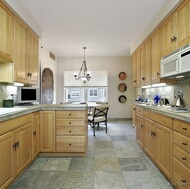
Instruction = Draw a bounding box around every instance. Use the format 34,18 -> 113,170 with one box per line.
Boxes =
69,114 -> 71,116
182,142 -> 187,145
141,124 -> 143,128
181,180 -> 186,183
182,128 -> 187,130
182,157 -> 187,160
69,131 -> 71,133
69,143 -> 71,146
33,131 -> 36,136
69,122 -> 71,124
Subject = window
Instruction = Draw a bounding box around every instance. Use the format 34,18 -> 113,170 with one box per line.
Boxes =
64,87 -> 107,102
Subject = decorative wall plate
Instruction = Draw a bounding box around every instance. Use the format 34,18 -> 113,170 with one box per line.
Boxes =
118,83 -> 127,92
119,95 -> 127,103
119,72 -> 127,80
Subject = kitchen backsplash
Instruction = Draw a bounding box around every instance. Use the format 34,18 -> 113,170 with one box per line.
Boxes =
142,79 -> 190,107
0,84 -> 17,107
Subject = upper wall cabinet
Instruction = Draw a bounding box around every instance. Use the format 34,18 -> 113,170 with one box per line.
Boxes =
176,0 -> 190,48
161,0 -> 190,57
0,3 -> 39,85
0,2 -> 13,63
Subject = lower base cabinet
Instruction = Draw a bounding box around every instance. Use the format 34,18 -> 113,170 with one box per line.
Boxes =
0,114 -> 32,189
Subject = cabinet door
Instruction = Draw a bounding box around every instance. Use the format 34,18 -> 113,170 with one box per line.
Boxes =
177,0 -> 190,48
0,2 -> 13,63
132,52 -> 137,87
14,122 -> 32,176
145,39 -> 151,85
161,15 -> 177,56
155,123 -> 173,180
32,112 -> 40,159
40,111 -> 55,152
140,45 -> 146,86
151,29 -> 161,84
144,118 -> 156,161
14,17 -> 28,83
136,115 -> 145,147
27,31 -> 39,85
0,132 -> 14,189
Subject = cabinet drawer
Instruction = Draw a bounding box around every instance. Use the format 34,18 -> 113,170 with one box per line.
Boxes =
136,106 -> 144,115
56,127 -> 86,135
173,157 -> 190,188
174,119 -> 190,138
56,111 -> 86,119
174,132 -> 190,154
56,119 -> 86,127
173,144 -> 190,169
144,110 -> 173,129
56,136 -> 86,152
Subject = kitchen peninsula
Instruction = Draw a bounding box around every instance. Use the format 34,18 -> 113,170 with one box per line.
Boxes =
0,104 -> 88,189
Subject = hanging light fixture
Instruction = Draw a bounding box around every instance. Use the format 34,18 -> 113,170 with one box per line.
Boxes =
74,47 -> 91,83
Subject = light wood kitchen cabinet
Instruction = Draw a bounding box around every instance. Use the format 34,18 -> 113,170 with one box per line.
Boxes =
155,122 -> 173,180
132,105 -> 136,128
144,39 -> 151,85
0,132 -> 14,189
161,14 -> 177,57
14,17 -> 39,85
0,114 -> 32,189
27,31 -> 39,85
13,16 -> 28,84
32,112 -> 40,159
176,0 -> 190,48
13,123 -> 32,176
40,111 -> 55,152
56,110 -> 87,153
0,2 -> 13,63
144,118 -> 156,161
132,49 -> 140,87
151,29 -> 161,84
140,45 -> 146,86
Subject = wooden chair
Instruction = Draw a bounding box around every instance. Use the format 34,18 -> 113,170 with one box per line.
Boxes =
88,105 -> 109,136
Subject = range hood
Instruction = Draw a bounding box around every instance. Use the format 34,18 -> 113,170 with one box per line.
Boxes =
161,43 -> 190,80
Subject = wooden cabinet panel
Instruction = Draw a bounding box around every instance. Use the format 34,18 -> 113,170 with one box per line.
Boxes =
174,119 -> 190,138
56,136 -> 86,152
40,111 -> 55,152
56,119 -> 85,127
176,0 -> 190,48
56,110 -> 86,119
14,123 -> 32,176
155,123 -> 173,180
151,29 -> 161,83
136,106 -> 144,116
0,2 -> 13,63
136,115 -> 145,147
145,39 -> 151,85
32,112 -> 40,159
132,52 -> 137,87
173,144 -> 190,170
174,131 -> 190,154
0,132 -> 14,189
173,157 -> 190,189
13,17 -> 28,83
56,127 -> 86,135
144,118 -> 156,161
144,110 -> 173,129
140,45 -> 146,85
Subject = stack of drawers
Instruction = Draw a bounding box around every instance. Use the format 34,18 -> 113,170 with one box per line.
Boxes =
173,119 -> 190,188
55,110 -> 87,153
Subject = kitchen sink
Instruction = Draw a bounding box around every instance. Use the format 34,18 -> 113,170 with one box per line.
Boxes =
0,107 -> 27,116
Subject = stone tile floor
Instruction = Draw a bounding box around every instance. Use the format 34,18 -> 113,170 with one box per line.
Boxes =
10,120 -> 174,189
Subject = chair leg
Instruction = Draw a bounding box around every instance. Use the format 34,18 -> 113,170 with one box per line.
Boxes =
93,124 -> 95,136
106,122 -> 107,133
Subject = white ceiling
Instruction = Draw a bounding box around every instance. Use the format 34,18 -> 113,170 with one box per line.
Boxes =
18,0 -> 167,57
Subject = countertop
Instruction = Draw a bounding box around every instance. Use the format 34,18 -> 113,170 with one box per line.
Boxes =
135,103 -> 190,123
0,103 -> 88,122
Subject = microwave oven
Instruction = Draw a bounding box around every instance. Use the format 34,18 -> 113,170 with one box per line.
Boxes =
161,44 -> 190,79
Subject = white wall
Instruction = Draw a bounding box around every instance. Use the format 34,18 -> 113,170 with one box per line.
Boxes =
57,57 -> 135,119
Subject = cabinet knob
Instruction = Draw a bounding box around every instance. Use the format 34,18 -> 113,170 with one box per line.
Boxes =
69,122 -> 71,124
141,124 -> 143,128
182,157 -> 187,160
69,130 -> 71,133
181,180 -> 186,183
69,114 -> 71,116
142,77 -> 145,80
33,131 -> 36,136
69,143 -> 71,146
134,80 -> 137,83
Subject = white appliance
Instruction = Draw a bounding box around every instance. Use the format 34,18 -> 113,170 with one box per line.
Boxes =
161,43 -> 190,79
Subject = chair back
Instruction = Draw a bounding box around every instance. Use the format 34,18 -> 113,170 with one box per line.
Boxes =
92,105 -> 109,120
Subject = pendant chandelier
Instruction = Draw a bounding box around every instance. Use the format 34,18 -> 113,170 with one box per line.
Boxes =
74,47 -> 91,83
